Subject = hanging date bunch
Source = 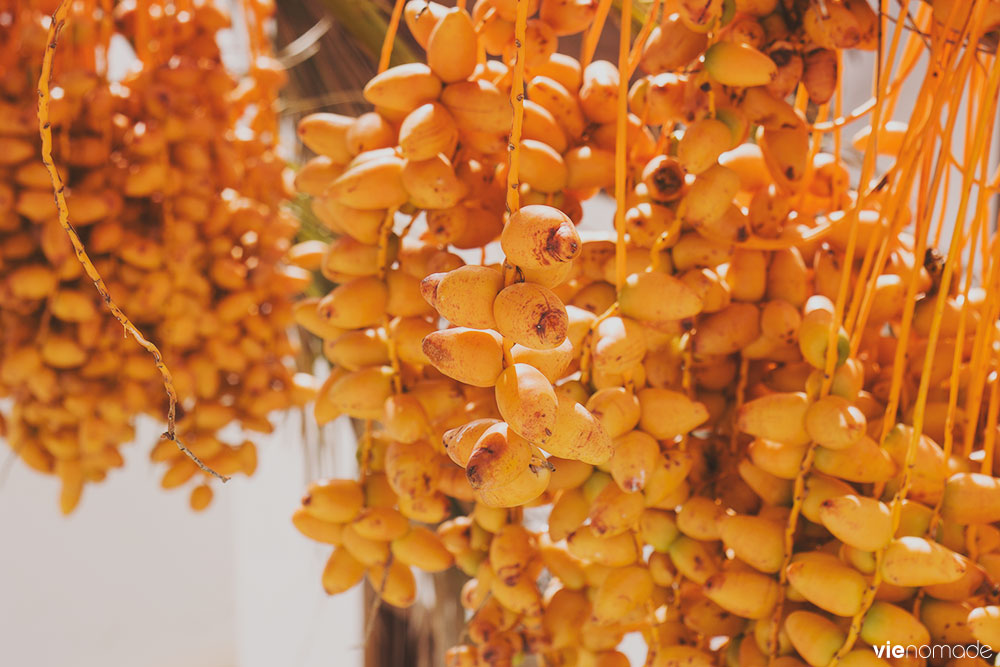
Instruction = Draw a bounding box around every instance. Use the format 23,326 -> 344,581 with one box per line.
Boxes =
0,0 -> 311,514
283,0 -> 1000,665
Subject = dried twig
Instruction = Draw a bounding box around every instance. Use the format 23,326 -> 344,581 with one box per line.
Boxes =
362,553 -> 395,646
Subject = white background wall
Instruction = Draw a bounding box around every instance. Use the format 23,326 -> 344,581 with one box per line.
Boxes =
0,414 -> 363,667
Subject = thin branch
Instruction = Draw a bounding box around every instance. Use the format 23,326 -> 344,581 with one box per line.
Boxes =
363,553 -> 395,646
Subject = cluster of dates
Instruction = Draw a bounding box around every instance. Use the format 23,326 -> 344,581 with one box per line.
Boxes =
0,0 -> 309,512
288,0 -> 1000,665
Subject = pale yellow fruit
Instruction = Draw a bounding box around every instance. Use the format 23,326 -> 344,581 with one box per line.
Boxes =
804,396 -> 866,449
501,204 -> 582,269
591,316 -> 647,375
819,494 -> 892,552
422,328 -> 504,387
465,422 -> 533,489
567,525 -> 638,567
367,560 -> 417,608
719,515 -> 784,573
586,387 -> 641,439
588,481 -> 645,536
444,418 -> 500,467
392,526 -> 454,572
519,139 -> 568,193
609,430 -> 660,492
667,536 -> 719,584
592,565 -> 653,622
860,601 -> 930,648
324,366 -> 395,420
302,478 -> 364,523
736,392 -> 811,447
619,271 -> 703,323
786,558 -> 866,616
637,388 -> 709,440
784,611 -> 845,667
942,473 -> 1000,525
363,63 -> 442,112
475,453 -> 552,508
812,436 -> 897,483
694,303 -> 760,356
578,60 -> 619,124
328,154 -> 408,210
322,547 -> 366,595
298,112 -> 355,162
427,8 -> 477,83
421,265 -> 503,329
542,393 -> 613,465
881,537 -> 966,587
399,102 -> 459,161
401,154 -> 468,209
495,363 -> 559,443
493,282 -> 569,350
704,570 -> 780,619
677,118 -> 734,174
705,41 -> 777,87
441,79 -> 513,133
676,496 -> 725,541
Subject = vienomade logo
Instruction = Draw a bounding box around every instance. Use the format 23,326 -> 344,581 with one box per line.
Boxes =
872,642 -> 998,663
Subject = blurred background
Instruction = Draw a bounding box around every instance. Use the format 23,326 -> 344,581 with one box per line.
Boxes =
0,1 -> 997,666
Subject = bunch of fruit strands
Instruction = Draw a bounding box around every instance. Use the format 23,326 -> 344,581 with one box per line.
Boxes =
729,5 -> 1000,667
0,0 -> 136,514
287,0 -> 1000,665
0,0 -> 312,513
111,0 -> 316,508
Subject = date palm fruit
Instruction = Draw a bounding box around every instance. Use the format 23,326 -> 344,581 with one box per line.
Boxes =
812,435 -> 897,483
881,537 -> 966,587
703,570 -> 781,619
0,0 -> 304,512
719,515 -> 785,573
704,42 -> 778,87
860,601 -> 931,647
588,481 -> 645,536
427,8 -> 477,83
501,204 -> 582,269
804,395 -> 866,449
567,525 -> 638,567
542,393 -> 613,464
619,271 -> 703,323
422,265 -> 503,329
302,479 -> 365,523
818,494 -> 892,551
493,282 -> 569,349
549,488 -> 590,541
278,0 -> 1000,660
422,328 -> 504,387
586,387 -> 641,439
592,565 -> 654,622
495,363 -> 558,443
693,302 -> 761,355
667,536 -> 719,585
677,118 -> 734,174
786,557 -> 866,616
941,473 -> 1000,525
784,611 -> 846,667
323,547 -> 367,595
367,559 -> 418,608
737,392 -> 811,447
637,388 -> 709,440
475,452 -> 552,508
466,422 -> 533,489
